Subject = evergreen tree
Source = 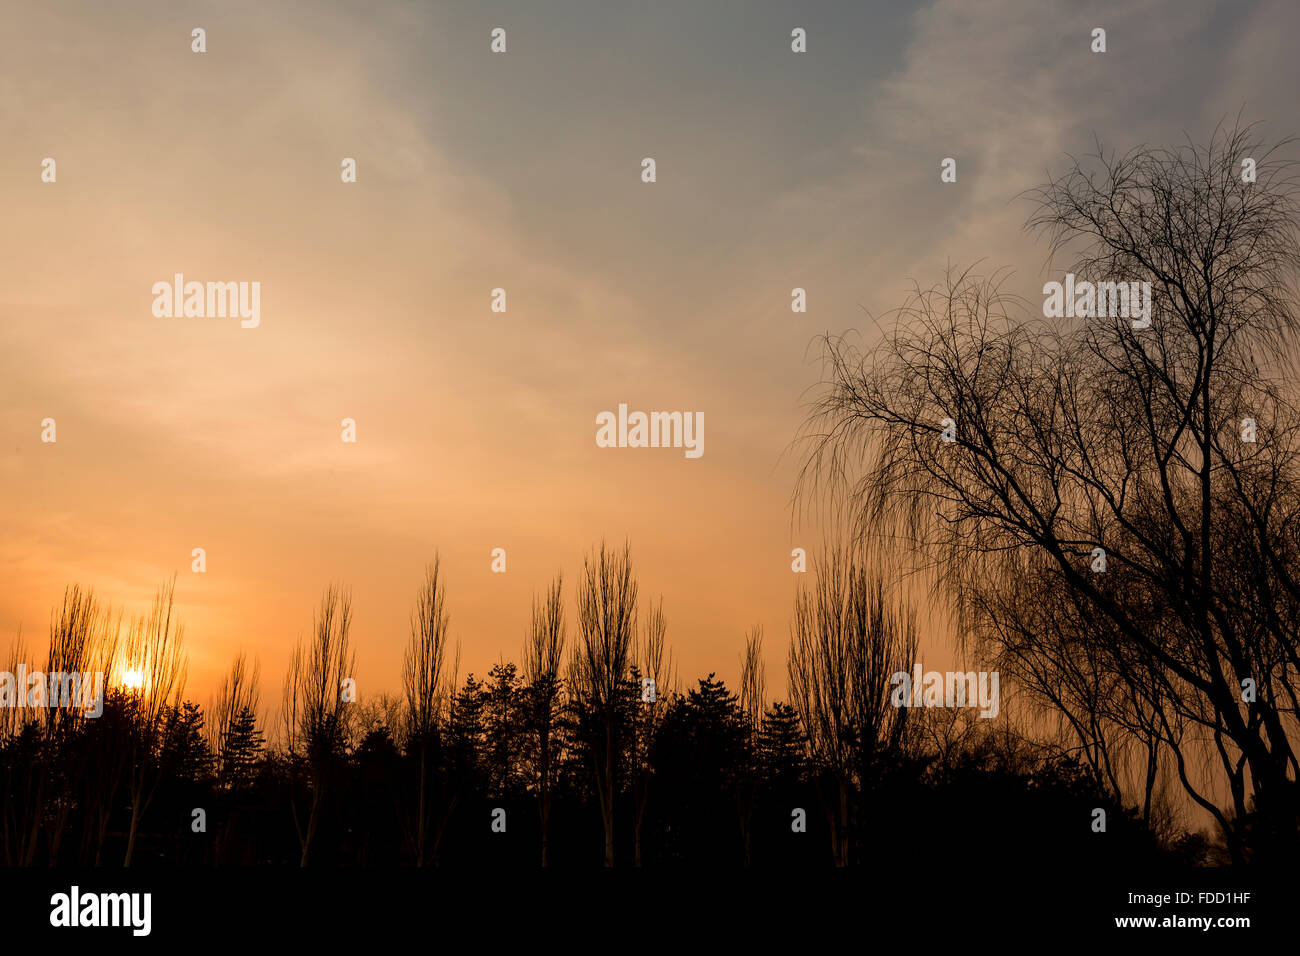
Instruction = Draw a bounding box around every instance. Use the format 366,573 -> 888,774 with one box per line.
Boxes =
161,701 -> 213,784
221,707 -> 265,790
484,662 -> 523,798
758,702 -> 806,784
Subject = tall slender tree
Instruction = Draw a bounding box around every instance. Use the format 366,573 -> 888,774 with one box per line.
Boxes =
122,577 -> 188,866
631,596 -> 670,866
402,559 -> 454,867
570,541 -> 638,866
787,547 -> 917,865
737,625 -> 765,864
282,585 -> 355,867
522,573 -> 565,866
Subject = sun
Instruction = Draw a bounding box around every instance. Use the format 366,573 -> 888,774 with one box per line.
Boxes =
120,668 -> 144,691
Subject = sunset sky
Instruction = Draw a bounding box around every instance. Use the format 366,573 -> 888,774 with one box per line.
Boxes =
3,0 -> 1298,713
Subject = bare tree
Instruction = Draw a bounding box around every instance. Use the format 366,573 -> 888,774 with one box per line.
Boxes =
402,559 -> 454,867
0,633 -> 29,739
282,585 -> 356,867
2,587 -> 121,866
122,577 -> 188,866
522,573 -> 565,867
570,540 -> 638,867
73,595 -> 125,866
740,626 -> 766,734
631,595 -> 670,866
737,625 -> 765,864
787,546 -> 918,866
0,630 -> 35,866
797,121 -> 1300,861
209,651 -> 261,785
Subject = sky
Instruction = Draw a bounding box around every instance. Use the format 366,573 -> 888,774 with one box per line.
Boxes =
2,0 -> 1299,715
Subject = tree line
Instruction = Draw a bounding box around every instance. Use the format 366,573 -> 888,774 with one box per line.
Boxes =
0,543 -> 1190,868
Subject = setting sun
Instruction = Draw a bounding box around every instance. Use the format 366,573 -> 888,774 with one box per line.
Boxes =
119,669 -> 144,691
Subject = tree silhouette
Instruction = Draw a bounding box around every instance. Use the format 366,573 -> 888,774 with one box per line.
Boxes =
570,540 -> 638,866
209,652 -> 260,787
787,546 -> 918,865
401,559 -> 455,867
0,532 -> 1213,868
797,121 -> 1300,863
522,573 -> 565,866
737,626 -> 765,864
221,707 -> 264,791
122,578 -> 188,867
282,585 -> 355,867
630,596 -> 670,866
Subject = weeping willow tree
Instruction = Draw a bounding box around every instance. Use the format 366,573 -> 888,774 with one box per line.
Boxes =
797,121 -> 1300,863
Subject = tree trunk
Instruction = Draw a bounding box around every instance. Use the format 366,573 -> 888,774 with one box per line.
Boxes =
603,719 -> 615,867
